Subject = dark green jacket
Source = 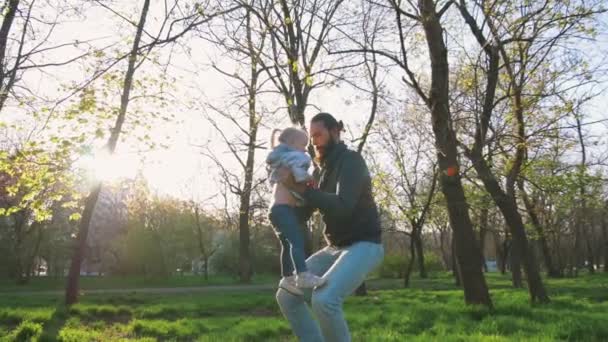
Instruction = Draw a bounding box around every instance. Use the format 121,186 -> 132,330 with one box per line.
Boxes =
302,142 -> 382,247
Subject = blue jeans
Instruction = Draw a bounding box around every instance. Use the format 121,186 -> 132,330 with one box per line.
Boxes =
276,241 -> 384,342
269,205 -> 308,277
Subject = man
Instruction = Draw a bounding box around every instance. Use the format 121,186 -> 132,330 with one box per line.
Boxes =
277,112 -> 384,342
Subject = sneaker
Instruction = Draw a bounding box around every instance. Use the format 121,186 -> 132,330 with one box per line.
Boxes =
296,272 -> 327,289
279,276 -> 303,296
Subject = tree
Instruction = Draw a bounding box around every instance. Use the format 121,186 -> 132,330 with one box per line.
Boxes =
371,109 -> 438,286
189,201 -> 218,280
239,0 -> 346,125
0,0 -> 89,114
65,0 -> 237,304
400,0 -> 492,307
453,0 -> 547,300
346,0 -> 492,307
65,0 -> 152,304
200,6 -> 270,283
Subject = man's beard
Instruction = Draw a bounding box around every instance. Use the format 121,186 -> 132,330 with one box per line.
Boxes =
314,136 -> 337,163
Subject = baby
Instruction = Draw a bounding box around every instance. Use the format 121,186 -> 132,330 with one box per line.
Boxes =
266,127 -> 326,295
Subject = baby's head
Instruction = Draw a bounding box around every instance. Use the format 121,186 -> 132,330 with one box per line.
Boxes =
272,127 -> 308,152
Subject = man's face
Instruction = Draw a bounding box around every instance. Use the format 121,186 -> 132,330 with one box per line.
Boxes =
309,121 -> 333,158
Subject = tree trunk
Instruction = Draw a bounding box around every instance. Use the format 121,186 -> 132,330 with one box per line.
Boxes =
510,246 -> 523,288
204,256 -> 209,281
65,0 -> 150,305
237,11 -> 264,284
414,230 -> 426,278
495,232 -> 505,274
13,214 -> 26,285
404,233 -> 416,288
355,56 -> 380,297
500,238 -> 509,275
602,207 -> 608,273
573,216 -> 582,277
237,196 -> 252,283
519,183 -> 560,277
506,87 -> 548,301
0,0 -> 20,112
602,228 -> 608,273
451,236 -> 461,287
65,184 -> 103,304
465,146 -> 547,301
438,227 -> 450,268
418,0 -> 491,308
479,208 -> 488,272
153,230 -> 168,276
573,112 -> 595,275
23,224 -> 43,284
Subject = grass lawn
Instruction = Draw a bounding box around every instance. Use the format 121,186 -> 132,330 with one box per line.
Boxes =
0,274 -> 277,293
1,272 -> 607,341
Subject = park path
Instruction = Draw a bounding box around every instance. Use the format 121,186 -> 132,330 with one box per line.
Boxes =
0,284 -> 275,296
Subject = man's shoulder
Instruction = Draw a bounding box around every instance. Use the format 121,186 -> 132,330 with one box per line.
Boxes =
340,148 -> 365,165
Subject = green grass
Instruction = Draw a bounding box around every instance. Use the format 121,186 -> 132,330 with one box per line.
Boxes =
0,274 -> 276,293
1,273 -> 607,341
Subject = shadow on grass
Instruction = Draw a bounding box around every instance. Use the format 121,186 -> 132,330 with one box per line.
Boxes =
39,305 -> 69,342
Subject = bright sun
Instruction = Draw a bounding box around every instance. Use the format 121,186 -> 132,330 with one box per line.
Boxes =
78,150 -> 139,183
77,146 -> 204,199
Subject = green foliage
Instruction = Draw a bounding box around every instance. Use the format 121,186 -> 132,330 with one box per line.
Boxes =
4,320 -> 43,342
211,227 -> 281,277
377,253 -> 445,279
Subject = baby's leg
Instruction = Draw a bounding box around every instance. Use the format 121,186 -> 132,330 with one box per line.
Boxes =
277,235 -> 295,277
269,205 -> 307,273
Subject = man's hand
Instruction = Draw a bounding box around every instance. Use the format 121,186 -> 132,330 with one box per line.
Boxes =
277,166 -> 308,193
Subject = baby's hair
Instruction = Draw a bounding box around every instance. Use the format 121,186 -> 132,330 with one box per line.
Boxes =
271,127 -> 306,148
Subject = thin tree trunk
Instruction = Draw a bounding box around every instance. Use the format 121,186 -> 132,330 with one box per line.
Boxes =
23,223 -> 43,284
418,0 -> 492,308
65,184 -> 103,303
414,230 -> 426,278
466,3 -> 550,302
439,227 -> 450,269
506,88 -> 547,300
603,215 -> 608,273
0,0 -> 20,112
354,52 -> 380,297
465,144 -> 547,300
13,212 -> 26,285
237,11 -> 261,283
451,235 -> 461,287
495,231 -> 506,275
511,246 -> 523,288
573,218 -> 581,277
574,113 -> 595,274
204,256 -> 209,281
404,233 -> 416,288
518,182 -> 560,278
479,208 -> 488,272
65,0 -> 150,305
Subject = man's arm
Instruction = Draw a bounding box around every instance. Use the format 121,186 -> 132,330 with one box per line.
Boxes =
302,152 -> 367,218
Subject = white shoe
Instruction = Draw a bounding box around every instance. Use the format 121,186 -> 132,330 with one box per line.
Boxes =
296,272 -> 327,289
279,276 -> 303,296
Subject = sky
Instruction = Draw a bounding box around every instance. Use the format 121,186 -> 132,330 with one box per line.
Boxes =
3,1 -> 608,211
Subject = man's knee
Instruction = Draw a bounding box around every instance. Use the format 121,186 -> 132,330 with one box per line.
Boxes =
311,289 -> 340,316
276,288 -> 302,308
